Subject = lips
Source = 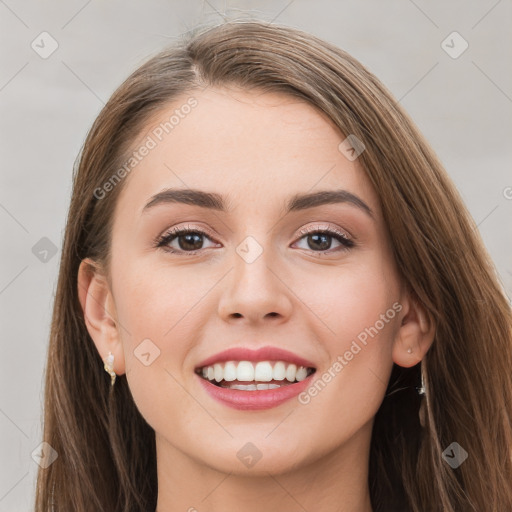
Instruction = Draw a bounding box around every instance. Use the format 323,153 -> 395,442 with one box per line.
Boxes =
196,375 -> 315,410
194,346 -> 317,410
195,346 -> 316,370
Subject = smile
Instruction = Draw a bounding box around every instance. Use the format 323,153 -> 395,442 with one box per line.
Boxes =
195,360 -> 315,389
194,346 -> 317,410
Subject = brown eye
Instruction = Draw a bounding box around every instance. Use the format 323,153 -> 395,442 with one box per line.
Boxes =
156,227 -> 219,255
173,232 -> 205,251
294,226 -> 354,254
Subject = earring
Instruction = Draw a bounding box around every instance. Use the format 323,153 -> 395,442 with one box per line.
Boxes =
103,351 -> 117,386
406,347 -> 427,427
408,346 -> 425,394
417,361 -> 427,428
416,365 -> 425,396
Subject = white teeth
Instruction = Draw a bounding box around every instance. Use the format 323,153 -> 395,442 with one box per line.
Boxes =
273,361 -> 286,380
295,366 -> 308,381
256,383 -> 282,390
224,383 -> 283,391
236,361 -> 254,381
214,363 -> 223,383
197,360 -> 314,386
223,361 -> 237,381
231,384 -> 257,391
254,361 -> 273,382
285,364 -> 297,382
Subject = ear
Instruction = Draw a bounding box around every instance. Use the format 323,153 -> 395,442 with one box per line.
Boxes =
392,290 -> 436,368
77,258 -> 125,375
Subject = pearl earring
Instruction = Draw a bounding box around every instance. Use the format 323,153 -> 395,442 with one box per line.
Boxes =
103,351 -> 117,386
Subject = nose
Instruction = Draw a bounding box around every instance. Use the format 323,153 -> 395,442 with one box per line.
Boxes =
217,243 -> 293,326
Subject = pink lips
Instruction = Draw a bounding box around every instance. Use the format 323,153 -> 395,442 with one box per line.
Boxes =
195,346 -> 316,370
196,375 -> 314,410
194,345 -> 317,411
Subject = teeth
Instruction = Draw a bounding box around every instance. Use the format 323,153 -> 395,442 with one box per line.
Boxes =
214,363 -> 223,382
223,361 -> 237,381
285,364 -> 297,382
273,361 -> 286,380
197,360 -> 314,386
228,383 -> 283,391
254,361 -> 273,381
295,366 -> 308,381
237,361 -> 254,381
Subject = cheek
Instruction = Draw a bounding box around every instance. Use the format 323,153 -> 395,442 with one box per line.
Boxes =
112,258 -> 217,410
113,256 -> 207,341
113,260 -> 199,433
293,259 -> 399,422
297,258 -> 399,347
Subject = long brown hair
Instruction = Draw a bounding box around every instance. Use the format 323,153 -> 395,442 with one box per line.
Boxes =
35,19 -> 512,511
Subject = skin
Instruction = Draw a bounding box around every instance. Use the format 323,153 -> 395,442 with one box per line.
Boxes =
78,86 -> 435,512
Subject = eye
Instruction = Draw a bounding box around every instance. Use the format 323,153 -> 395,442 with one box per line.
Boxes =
154,224 -> 355,256
154,225 -> 219,255
293,225 -> 355,254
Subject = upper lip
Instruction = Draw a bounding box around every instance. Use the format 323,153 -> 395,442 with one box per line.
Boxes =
195,346 -> 316,370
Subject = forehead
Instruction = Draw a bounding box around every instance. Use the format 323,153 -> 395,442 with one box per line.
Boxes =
113,86 -> 379,221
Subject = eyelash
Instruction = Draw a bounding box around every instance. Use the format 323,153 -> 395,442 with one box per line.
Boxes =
154,224 -> 355,256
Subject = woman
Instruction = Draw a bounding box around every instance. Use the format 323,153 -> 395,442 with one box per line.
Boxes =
34,19 -> 512,512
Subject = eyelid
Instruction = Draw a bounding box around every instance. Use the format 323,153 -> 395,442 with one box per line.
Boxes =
154,223 -> 218,244
157,222 -> 352,242
296,223 -> 352,241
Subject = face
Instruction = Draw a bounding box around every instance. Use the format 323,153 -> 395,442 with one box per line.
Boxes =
84,86 -> 413,477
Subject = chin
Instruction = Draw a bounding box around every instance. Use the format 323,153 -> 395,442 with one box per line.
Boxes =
192,437 -> 315,476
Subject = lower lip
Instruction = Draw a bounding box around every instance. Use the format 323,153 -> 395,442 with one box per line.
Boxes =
196,374 -> 315,410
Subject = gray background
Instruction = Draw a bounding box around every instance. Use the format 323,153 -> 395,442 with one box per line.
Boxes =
1,0 -> 511,509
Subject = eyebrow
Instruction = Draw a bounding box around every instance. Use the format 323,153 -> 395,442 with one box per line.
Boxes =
142,188 -> 373,218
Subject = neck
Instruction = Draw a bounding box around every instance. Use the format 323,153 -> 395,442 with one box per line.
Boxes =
155,421 -> 374,512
